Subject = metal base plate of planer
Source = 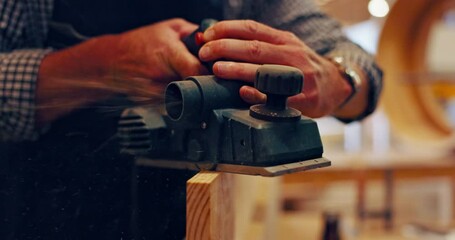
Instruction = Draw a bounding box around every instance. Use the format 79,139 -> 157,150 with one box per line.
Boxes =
135,157 -> 331,177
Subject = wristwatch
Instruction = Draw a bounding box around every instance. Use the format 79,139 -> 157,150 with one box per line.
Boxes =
328,56 -> 362,108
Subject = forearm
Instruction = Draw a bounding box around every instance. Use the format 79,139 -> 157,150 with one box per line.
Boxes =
36,18 -> 202,125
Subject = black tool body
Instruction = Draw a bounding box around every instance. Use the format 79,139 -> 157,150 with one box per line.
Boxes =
118,20 -> 330,176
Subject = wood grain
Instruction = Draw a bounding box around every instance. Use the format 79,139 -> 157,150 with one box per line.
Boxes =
186,172 -> 281,240
186,172 -> 234,240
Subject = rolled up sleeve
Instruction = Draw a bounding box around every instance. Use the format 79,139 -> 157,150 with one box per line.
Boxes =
0,0 -> 53,141
0,49 -> 51,141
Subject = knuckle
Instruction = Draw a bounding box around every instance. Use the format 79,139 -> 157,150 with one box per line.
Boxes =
287,31 -> 297,39
306,68 -> 322,82
284,31 -> 298,42
168,18 -> 185,25
164,44 -> 175,56
279,47 -> 304,66
213,39 -> 229,55
304,71 -> 316,83
211,40 -> 227,55
244,20 -> 259,34
186,60 -> 199,69
171,17 -> 184,22
213,21 -> 228,36
304,94 -> 322,114
232,63 -> 247,76
237,64 -> 248,75
277,31 -> 298,44
248,40 -> 262,58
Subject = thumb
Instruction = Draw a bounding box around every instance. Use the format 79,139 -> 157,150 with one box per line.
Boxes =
169,19 -> 198,38
239,86 -> 266,104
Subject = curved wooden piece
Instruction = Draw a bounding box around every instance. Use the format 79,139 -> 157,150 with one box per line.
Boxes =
377,0 -> 455,143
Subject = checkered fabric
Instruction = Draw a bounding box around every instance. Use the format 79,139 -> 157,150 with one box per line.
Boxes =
0,50 -> 51,141
0,0 -> 382,142
0,0 -> 53,141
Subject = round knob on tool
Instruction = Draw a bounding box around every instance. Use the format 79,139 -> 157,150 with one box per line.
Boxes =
249,65 -> 304,122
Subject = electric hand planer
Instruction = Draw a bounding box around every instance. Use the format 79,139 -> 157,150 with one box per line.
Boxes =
117,19 -> 330,176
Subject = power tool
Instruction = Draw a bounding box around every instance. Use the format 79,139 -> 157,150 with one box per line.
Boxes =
117,20 -> 330,176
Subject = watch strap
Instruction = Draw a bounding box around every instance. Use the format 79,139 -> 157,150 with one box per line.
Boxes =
328,56 -> 362,109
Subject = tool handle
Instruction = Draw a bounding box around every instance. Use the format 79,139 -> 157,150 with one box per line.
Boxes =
183,19 -> 218,72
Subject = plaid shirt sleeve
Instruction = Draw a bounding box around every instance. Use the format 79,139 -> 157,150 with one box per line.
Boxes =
0,0 -> 53,142
225,0 -> 383,122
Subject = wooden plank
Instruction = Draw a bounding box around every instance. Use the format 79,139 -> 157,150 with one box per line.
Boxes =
186,172 -> 281,240
233,174 -> 260,239
235,175 -> 281,240
186,172 -> 234,240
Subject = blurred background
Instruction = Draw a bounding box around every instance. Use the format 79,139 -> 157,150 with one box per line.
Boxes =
275,0 -> 455,239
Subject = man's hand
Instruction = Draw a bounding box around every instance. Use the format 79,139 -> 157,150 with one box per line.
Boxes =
37,18 -> 205,124
114,18 -> 206,84
199,20 -> 368,119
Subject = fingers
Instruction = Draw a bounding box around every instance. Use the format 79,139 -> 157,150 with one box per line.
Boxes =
169,40 -> 208,78
241,86 -> 325,117
239,86 -> 266,104
212,61 -> 259,82
199,39 -> 292,65
287,93 -> 329,118
212,61 -> 266,104
241,84 -> 321,117
167,18 -> 199,38
203,20 -> 296,45
197,20 -> 333,118
164,18 -> 209,77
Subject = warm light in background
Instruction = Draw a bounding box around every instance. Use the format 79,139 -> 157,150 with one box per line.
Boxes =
368,0 -> 390,18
